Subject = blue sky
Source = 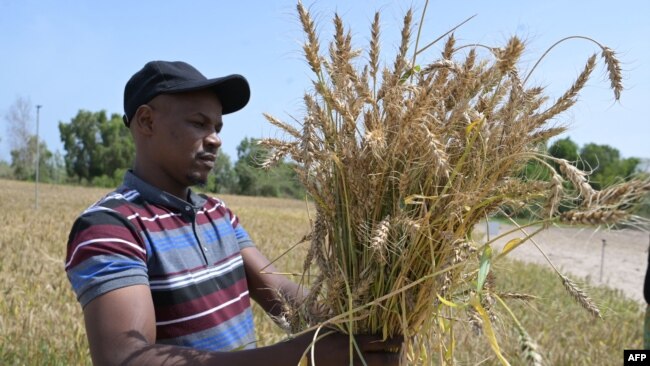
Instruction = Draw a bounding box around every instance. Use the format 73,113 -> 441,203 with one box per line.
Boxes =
1,0 -> 648,163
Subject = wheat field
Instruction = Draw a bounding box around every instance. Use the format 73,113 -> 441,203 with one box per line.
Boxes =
0,179 -> 642,365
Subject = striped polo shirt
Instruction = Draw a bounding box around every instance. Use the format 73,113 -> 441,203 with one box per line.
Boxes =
65,171 -> 257,351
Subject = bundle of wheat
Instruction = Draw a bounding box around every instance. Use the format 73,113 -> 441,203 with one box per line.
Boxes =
260,2 -> 649,364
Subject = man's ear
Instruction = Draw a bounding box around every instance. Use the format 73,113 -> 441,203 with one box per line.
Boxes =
132,105 -> 155,136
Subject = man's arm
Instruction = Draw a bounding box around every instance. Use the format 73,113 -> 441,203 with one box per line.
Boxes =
83,284 -> 308,366
241,246 -> 307,317
83,284 -> 402,366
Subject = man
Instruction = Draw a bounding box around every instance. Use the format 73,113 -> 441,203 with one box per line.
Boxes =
65,61 -> 402,365
643,240 -> 650,350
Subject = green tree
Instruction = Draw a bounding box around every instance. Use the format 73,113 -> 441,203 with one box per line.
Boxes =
233,137 -> 304,198
0,160 -> 11,178
9,135 -> 58,182
59,110 -> 134,184
49,151 -> 67,184
234,137 -> 265,195
206,152 -> 238,194
548,137 -> 579,162
9,135 -> 36,180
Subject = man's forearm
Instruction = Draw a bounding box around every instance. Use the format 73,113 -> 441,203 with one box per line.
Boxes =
103,336 -> 310,366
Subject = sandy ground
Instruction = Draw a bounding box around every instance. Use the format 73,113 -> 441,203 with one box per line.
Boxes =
474,222 -> 650,304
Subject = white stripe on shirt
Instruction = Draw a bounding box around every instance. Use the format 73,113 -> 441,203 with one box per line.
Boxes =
149,256 -> 243,290
65,237 -> 146,269
155,290 -> 249,326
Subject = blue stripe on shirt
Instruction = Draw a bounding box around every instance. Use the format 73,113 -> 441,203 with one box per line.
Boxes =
144,231 -> 197,253
188,311 -> 255,351
202,221 -> 235,242
69,256 -> 145,292
234,226 -> 250,241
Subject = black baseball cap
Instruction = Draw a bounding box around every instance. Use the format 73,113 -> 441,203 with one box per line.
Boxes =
123,60 -> 250,126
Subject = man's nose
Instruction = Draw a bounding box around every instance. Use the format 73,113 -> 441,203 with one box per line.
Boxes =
205,130 -> 222,149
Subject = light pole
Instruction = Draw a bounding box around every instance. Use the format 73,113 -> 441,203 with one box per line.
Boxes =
35,104 -> 42,209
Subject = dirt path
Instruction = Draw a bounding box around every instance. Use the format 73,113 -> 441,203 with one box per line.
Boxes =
474,222 -> 650,304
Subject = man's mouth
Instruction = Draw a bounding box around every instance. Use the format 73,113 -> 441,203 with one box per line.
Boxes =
197,153 -> 216,167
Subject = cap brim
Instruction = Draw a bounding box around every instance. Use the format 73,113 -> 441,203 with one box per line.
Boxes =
167,74 -> 250,114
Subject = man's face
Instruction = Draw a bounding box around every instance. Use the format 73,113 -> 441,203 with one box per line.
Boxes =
147,90 -> 223,190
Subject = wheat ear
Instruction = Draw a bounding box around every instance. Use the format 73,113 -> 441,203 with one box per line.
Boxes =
560,209 -> 628,226
560,275 -> 601,318
297,1 -> 322,74
518,327 -> 544,366
601,47 -> 623,100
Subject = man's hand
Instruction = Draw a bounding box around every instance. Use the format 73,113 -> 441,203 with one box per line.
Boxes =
294,331 -> 404,366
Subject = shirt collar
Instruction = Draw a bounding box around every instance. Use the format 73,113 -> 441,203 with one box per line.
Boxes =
121,170 -> 207,212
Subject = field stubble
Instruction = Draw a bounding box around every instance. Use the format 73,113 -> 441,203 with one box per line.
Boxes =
0,179 -> 643,365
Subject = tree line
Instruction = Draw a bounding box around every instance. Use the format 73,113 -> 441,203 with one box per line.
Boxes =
2,97 -> 648,204
1,98 -> 304,198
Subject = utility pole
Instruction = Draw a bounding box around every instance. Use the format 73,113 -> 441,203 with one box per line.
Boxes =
35,104 -> 42,209
600,239 -> 606,283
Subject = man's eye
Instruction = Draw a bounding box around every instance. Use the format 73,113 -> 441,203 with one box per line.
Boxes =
190,120 -> 205,127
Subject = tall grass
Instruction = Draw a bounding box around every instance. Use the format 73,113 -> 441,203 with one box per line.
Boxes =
0,179 -> 643,365
259,2 -> 650,364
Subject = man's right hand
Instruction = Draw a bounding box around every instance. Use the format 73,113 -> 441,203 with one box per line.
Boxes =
293,330 -> 404,366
